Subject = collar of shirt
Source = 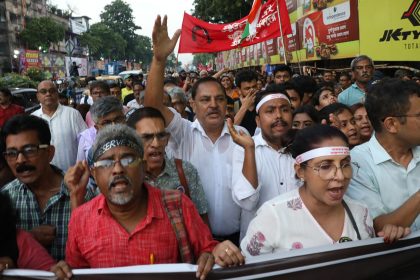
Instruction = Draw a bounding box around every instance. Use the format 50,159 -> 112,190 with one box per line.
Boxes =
191,119 -> 230,139
145,156 -> 170,182
38,103 -> 62,119
96,183 -> 165,222
351,82 -> 366,93
369,134 -> 420,165
253,132 -> 287,153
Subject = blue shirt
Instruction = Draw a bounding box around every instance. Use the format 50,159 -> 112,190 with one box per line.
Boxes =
347,135 -> 420,231
338,83 -> 366,106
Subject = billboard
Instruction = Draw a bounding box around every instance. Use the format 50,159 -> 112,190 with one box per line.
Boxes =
359,0 -> 420,61
216,0 -> 360,69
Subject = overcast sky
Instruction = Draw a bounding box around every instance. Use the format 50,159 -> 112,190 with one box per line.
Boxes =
51,0 -> 194,64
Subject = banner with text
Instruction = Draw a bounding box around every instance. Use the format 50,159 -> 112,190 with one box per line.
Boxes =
359,0 -> 420,61
216,0 -> 360,69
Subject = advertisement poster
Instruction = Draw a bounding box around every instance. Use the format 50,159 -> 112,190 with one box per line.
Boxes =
296,0 -> 359,61
359,0 -> 420,61
23,50 -> 41,69
216,0 -> 361,69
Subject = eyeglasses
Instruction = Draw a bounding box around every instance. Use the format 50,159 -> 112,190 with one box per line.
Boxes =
97,116 -> 126,126
3,144 -> 49,161
138,132 -> 169,144
93,155 -> 142,170
302,161 -> 359,180
38,88 -> 57,95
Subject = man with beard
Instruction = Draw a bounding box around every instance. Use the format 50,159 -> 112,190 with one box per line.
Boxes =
229,89 -> 302,238
144,16 -> 245,245
0,115 -> 95,260
338,55 -> 374,106
62,124 -> 244,280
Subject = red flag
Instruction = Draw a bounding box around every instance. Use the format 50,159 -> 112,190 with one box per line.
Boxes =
178,0 -> 291,53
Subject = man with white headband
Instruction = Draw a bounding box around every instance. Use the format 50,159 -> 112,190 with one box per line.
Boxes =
228,89 -> 302,239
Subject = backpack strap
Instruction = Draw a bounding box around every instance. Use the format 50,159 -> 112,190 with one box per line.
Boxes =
174,159 -> 191,198
161,190 -> 195,263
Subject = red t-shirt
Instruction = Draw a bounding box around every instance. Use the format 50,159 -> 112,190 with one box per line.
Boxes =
0,104 -> 24,127
17,229 -> 56,270
66,184 -> 218,268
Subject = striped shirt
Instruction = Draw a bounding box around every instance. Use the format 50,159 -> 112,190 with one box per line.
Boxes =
1,166 -> 96,260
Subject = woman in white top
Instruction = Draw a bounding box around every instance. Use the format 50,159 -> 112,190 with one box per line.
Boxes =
241,125 -> 410,257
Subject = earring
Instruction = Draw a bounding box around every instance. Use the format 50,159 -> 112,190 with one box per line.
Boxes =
300,178 -> 305,182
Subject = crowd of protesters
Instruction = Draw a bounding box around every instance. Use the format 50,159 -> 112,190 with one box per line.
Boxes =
0,15 -> 419,279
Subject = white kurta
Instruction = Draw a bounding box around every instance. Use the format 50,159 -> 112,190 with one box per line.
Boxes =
241,188 -> 375,257
232,133 -> 302,238
166,108 -> 245,236
32,104 -> 87,171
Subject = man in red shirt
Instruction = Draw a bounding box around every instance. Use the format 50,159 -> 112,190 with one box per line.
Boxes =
59,124 -> 244,280
0,88 -> 24,128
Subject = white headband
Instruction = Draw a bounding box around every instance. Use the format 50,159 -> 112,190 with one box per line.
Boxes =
295,146 -> 349,164
256,94 -> 290,113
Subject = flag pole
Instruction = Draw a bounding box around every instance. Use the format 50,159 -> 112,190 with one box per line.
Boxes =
276,0 -> 289,65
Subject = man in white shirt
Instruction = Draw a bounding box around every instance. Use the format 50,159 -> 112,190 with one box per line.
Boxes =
32,80 -> 87,171
228,89 -> 302,238
347,78 -> 420,232
144,16 -> 244,245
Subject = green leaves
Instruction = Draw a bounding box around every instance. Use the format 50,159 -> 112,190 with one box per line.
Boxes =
79,23 -> 126,60
192,0 -> 253,23
19,17 -> 66,50
77,0 -> 152,66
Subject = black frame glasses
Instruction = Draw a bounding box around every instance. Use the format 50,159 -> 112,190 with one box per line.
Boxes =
3,144 -> 49,161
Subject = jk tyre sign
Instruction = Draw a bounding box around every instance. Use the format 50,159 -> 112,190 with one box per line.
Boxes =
359,0 -> 420,61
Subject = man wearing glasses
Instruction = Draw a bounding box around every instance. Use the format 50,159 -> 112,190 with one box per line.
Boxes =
1,115 -> 95,261
347,78 -> 420,233
127,107 -> 209,225
61,124 -> 244,279
77,96 -> 126,163
32,80 -> 87,171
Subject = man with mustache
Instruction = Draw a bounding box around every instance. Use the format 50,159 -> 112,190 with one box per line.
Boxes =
229,89 -> 302,238
144,16 -> 246,245
126,107 -> 209,225
60,124 -> 244,280
0,115 -> 95,261
338,55 -> 374,106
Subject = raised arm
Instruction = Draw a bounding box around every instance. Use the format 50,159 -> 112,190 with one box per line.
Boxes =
227,119 -> 257,188
144,15 -> 181,126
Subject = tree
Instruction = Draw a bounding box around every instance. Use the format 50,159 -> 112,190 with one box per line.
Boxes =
19,17 -> 66,50
166,53 -> 182,70
192,0 -> 253,23
192,53 -> 215,67
79,23 -> 127,60
100,0 -> 141,59
133,35 -> 153,68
